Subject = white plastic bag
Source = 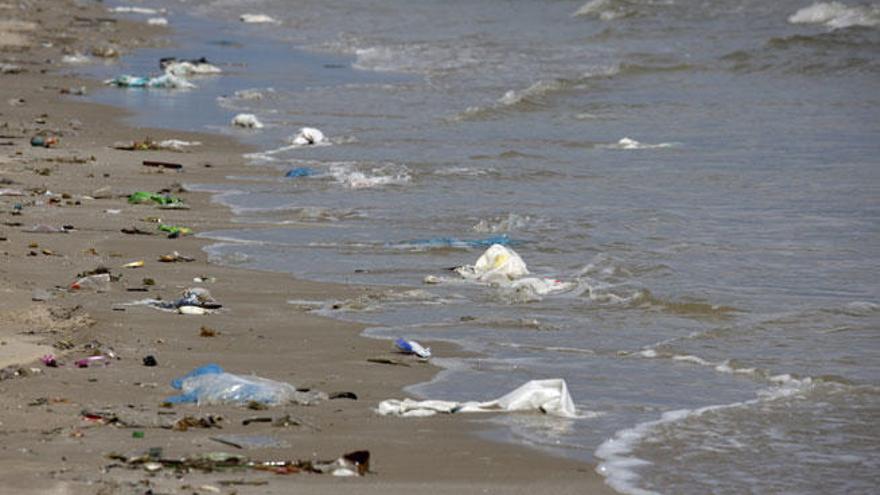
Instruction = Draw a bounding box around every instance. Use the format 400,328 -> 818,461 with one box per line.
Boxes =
455,244 -> 530,282
377,379 -> 577,418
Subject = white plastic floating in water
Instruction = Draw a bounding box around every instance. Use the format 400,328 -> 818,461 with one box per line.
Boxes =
240,13 -> 279,24
147,17 -> 168,26
291,127 -> 326,146
163,61 -> 221,76
455,244 -> 530,282
232,113 -> 264,129
105,74 -> 195,89
377,379 -> 577,418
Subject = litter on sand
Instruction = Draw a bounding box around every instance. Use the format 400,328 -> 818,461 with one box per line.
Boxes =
394,338 -> 431,359
113,138 -> 201,152
128,191 -> 183,206
165,364 -> 326,407
377,379 -> 577,418
231,113 -> 264,129
108,449 -> 369,476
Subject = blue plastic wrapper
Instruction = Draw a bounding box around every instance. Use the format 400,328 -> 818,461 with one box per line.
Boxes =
166,364 -> 321,406
285,167 -> 314,178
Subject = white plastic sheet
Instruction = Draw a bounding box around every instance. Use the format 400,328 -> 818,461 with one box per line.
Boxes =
377,379 -> 577,418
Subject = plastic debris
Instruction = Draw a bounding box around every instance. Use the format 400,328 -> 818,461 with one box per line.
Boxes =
455,244 -> 529,282
108,449 -> 368,476
147,17 -> 168,26
231,113 -> 264,128
165,364 -> 326,407
378,379 -> 577,418
394,338 -> 432,359
291,127 -> 325,146
62,53 -> 91,64
122,260 -> 144,268
106,74 -> 195,89
40,354 -> 59,367
30,136 -> 58,148
113,138 -> 201,152
158,224 -> 192,238
159,251 -> 194,262
240,14 -> 279,24
75,355 -> 110,368
24,224 -> 72,233
110,6 -> 162,15
143,355 -> 158,367
128,191 -> 183,206
160,57 -> 221,76
285,167 -> 314,178
70,273 -> 111,292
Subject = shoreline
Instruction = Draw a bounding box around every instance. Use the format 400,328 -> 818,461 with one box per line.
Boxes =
0,2 -> 614,493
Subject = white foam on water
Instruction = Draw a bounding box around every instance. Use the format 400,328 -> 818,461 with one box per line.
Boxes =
788,2 -> 880,29
328,163 -> 411,189
600,137 -> 679,150
572,0 -> 635,20
472,213 -> 530,233
595,376 -> 815,495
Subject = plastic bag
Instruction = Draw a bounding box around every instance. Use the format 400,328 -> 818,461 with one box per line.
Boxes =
291,127 -> 325,145
166,364 -> 325,406
377,379 -> 577,418
455,244 -> 529,282
232,113 -> 264,128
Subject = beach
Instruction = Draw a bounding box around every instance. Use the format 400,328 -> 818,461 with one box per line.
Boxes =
0,1 -> 614,494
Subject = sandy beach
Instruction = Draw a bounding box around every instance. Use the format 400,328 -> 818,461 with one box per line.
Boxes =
0,1 -> 614,493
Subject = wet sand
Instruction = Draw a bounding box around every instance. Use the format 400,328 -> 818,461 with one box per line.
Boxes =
0,2 -> 614,493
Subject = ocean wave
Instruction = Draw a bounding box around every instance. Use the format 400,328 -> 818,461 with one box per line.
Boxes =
454,68 -> 618,120
595,375 -> 815,495
721,28 -> 880,74
471,213 -> 531,234
788,2 -> 880,29
572,0 -> 640,20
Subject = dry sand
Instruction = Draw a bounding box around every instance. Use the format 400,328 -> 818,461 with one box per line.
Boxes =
0,2 -> 615,493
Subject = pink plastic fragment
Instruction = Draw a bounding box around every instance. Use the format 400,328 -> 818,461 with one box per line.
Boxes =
40,354 -> 59,367
75,356 -> 108,368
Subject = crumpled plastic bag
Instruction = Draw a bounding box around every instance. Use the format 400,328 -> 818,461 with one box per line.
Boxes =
455,244 -> 529,282
232,113 -> 264,128
377,379 -> 577,418
106,74 -> 195,89
291,127 -> 325,146
166,364 -> 326,406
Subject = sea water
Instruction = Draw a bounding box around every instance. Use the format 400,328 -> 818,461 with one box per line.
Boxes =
89,1 -> 879,493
